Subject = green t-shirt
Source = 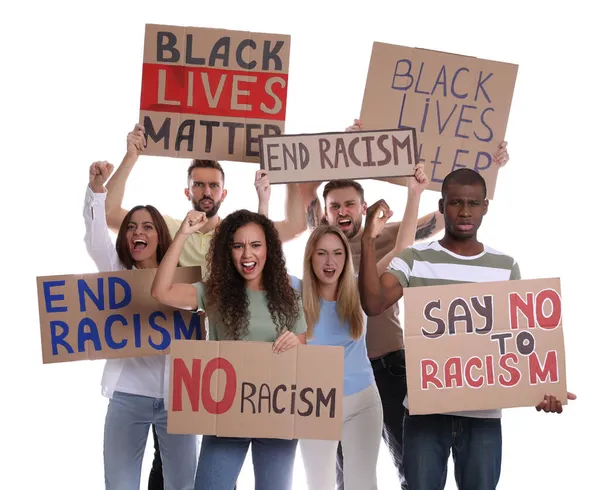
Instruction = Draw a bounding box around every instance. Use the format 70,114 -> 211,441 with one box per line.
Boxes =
193,280 -> 307,341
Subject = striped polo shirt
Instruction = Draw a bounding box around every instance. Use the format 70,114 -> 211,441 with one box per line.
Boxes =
387,240 -> 521,419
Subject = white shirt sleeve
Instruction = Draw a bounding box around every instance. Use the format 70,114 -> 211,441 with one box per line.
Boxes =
83,186 -> 122,272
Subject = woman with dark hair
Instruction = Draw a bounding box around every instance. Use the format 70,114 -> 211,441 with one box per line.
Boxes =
84,161 -> 197,490
152,208 -> 307,490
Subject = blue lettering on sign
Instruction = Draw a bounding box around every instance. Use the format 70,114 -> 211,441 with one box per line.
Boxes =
108,277 -> 132,309
78,278 -> 105,312
174,311 -> 202,340
77,318 -> 102,352
148,312 -> 170,350
105,314 -> 128,350
43,281 -> 68,313
50,320 -> 74,355
391,59 -> 413,90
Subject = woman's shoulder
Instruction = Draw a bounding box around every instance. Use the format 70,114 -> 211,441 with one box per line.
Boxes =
289,274 -> 302,292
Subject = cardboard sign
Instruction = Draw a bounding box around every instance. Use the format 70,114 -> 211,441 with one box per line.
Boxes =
37,267 -> 204,363
259,128 -> 417,184
360,42 -> 518,198
139,24 -> 290,163
403,278 -> 567,415
168,340 -> 344,440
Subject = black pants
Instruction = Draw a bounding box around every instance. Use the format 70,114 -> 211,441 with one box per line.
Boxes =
336,350 -> 408,489
148,425 -> 164,490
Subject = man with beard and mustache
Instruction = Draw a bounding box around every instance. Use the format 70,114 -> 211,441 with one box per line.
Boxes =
105,124 -> 306,272
297,119 -> 511,490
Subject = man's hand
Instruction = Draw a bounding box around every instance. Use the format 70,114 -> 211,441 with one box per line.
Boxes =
255,170 -> 271,204
89,161 -> 114,193
346,118 -> 364,132
407,163 -> 429,195
273,331 -> 301,354
364,199 -> 393,241
535,391 -> 577,414
127,123 -> 146,157
178,210 -> 208,236
493,141 -> 509,167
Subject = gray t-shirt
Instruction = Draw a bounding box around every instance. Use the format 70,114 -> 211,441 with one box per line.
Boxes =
193,280 -> 307,342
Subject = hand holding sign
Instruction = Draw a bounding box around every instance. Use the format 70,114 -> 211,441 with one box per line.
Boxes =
179,210 -> 207,236
254,170 -> 271,205
126,123 -> 146,157
493,141 -> 510,167
273,330 -> 302,354
89,161 -> 114,193
536,391 -> 577,414
345,118 -> 364,132
364,199 -> 393,240
407,163 -> 429,196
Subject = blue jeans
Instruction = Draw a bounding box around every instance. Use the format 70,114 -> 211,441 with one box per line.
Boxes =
194,435 -> 298,490
104,391 -> 197,490
403,413 -> 502,490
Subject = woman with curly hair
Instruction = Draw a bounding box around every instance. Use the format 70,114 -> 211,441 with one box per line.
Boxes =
152,208 -> 307,490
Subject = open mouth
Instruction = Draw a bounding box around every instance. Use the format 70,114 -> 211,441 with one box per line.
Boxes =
200,199 -> 214,207
132,239 -> 147,252
323,268 -> 336,278
241,261 -> 257,273
337,218 -> 352,228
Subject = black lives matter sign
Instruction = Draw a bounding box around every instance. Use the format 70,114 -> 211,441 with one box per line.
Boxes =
139,24 -> 290,163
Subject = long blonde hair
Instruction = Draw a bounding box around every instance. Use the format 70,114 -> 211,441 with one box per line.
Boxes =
302,225 -> 364,340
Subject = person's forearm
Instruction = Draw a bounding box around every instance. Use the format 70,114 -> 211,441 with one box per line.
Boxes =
284,183 -> 306,236
151,232 -> 186,300
415,211 -> 444,241
299,186 -> 323,230
359,236 -> 385,316
258,197 -> 269,217
105,152 -> 138,230
394,190 -> 422,253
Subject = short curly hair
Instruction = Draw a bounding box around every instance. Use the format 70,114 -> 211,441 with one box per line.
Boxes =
204,209 -> 300,339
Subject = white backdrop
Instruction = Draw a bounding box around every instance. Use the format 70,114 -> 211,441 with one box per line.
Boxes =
3,1 -> 598,488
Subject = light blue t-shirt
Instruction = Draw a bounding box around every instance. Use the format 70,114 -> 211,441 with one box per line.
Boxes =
291,277 -> 374,396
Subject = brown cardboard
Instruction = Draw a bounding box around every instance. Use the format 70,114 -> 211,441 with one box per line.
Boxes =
37,267 -> 203,363
140,24 -> 290,163
258,128 -> 418,184
168,340 -> 344,440
403,278 -> 567,415
360,42 -> 518,199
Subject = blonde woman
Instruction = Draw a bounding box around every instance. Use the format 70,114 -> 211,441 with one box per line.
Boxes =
295,166 -> 429,490
293,224 -> 381,489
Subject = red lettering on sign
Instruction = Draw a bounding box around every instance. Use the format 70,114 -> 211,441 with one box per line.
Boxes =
509,292 -> 535,329
421,359 -> 443,389
535,289 -> 561,330
140,64 -> 288,121
444,356 -> 464,388
465,356 -> 484,388
172,358 -> 201,412
528,350 -> 559,384
498,353 -> 521,387
201,357 -> 237,414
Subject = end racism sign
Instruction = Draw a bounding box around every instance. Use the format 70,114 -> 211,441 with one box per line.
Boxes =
140,24 -> 290,163
168,340 -> 344,440
360,42 -> 518,198
37,267 -> 203,363
403,278 -> 567,415
259,128 -> 417,184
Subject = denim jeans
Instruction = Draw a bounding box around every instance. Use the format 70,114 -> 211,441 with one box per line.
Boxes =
194,435 -> 298,490
336,350 -> 408,490
403,413 -> 502,490
104,391 -> 197,490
